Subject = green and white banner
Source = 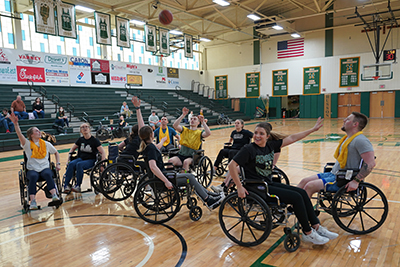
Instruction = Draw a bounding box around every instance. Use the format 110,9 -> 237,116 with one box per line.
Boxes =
159,28 -> 170,55
184,34 -> 193,58
145,24 -> 157,52
95,12 -> 111,46
33,0 -> 56,35
116,16 -> 130,48
57,1 -> 77,39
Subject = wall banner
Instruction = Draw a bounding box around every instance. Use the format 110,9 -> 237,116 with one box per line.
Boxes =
33,0 -> 56,35
145,24 -> 157,52
95,12 -> 111,45
303,66 -> 321,95
57,1 -> 77,39
184,34 -> 193,58
159,28 -> 170,55
17,66 -> 45,83
127,74 -> 143,86
339,57 -> 360,87
272,69 -> 288,96
116,16 -> 130,48
215,75 -> 228,99
69,56 -> 91,85
246,72 -> 260,98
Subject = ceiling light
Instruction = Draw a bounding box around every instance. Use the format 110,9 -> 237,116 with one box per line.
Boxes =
291,33 -> 301,38
272,25 -> 283,30
213,0 -> 230,7
130,19 -> 146,26
247,14 -> 261,21
75,5 -> 95,13
200,37 -> 211,42
170,30 -> 183,35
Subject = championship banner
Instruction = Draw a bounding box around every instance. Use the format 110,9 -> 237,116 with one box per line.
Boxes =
33,0 -> 56,35
95,12 -> 111,46
184,34 -> 193,58
57,2 -> 77,39
116,16 -> 130,48
159,28 -> 170,55
145,24 -> 157,52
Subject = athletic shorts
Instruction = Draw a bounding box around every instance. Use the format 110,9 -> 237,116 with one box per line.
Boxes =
317,172 -> 340,192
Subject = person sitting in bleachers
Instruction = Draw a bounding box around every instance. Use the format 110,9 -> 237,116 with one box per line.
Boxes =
120,101 -> 132,118
55,106 -> 69,128
148,111 -> 161,130
11,95 -> 28,120
0,108 -> 14,133
32,97 -> 45,119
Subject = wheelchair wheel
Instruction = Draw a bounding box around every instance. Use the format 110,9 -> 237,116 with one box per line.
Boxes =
318,191 -> 335,215
284,232 -> 300,252
271,167 -> 289,185
96,128 -> 109,141
219,191 -> 272,247
187,197 -> 197,209
215,158 -> 229,177
19,170 -> 29,212
189,206 -> 202,221
196,156 -> 213,188
99,163 -> 137,201
270,205 -> 286,230
134,179 -> 181,224
90,159 -> 109,194
331,182 -> 389,234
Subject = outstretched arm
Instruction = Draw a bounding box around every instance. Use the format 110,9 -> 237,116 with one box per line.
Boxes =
131,96 -> 144,130
9,113 -> 26,146
198,115 -> 211,138
148,160 -> 173,189
173,107 -> 189,133
281,117 -> 323,148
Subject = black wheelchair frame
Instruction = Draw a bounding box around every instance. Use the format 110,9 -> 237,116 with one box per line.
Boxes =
19,153 -> 63,212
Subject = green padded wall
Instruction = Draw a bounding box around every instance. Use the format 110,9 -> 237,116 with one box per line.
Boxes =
330,93 -> 338,118
300,95 -> 325,118
360,92 -> 370,117
396,91 -> 400,118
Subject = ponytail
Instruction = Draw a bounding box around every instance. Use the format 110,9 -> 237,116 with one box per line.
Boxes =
137,126 -> 153,153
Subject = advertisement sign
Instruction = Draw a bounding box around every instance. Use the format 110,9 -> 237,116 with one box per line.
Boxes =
167,67 -> 179,78
44,55 -> 69,84
127,75 -> 142,86
17,66 -> 45,83
0,48 -> 16,81
91,59 -> 110,85
17,52 -> 44,66
69,56 -> 91,85
126,64 -> 142,75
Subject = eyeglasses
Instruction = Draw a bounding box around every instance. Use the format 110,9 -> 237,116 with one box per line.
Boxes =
80,126 -> 89,129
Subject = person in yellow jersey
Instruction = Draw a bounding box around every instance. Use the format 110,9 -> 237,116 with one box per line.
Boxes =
154,116 -> 180,153
168,107 -> 211,172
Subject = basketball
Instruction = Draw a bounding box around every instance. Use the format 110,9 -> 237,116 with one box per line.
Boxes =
159,9 -> 173,25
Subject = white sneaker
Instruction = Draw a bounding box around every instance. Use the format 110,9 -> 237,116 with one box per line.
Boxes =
302,228 -> 329,245
211,184 -> 224,193
316,225 -> 339,240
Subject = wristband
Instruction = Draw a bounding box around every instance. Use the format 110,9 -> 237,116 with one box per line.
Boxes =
354,177 -> 361,183
135,106 -> 140,110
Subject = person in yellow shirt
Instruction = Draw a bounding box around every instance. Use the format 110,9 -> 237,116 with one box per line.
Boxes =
154,116 -> 180,153
168,107 -> 211,172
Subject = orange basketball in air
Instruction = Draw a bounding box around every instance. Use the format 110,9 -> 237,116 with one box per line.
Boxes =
159,10 -> 173,25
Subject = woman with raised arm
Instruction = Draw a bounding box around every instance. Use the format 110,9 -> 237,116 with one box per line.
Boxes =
9,113 -> 61,210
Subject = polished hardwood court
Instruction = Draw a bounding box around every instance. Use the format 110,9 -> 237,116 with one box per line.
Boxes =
0,118 -> 399,266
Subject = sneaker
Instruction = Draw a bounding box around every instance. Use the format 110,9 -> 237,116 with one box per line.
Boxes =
72,185 -> 81,193
211,183 -> 224,193
206,192 -> 225,210
207,190 -> 221,197
52,194 -> 60,202
6,129 -> 10,133
302,228 -> 329,245
30,200 -> 38,210
64,185 -> 72,194
316,225 -> 339,240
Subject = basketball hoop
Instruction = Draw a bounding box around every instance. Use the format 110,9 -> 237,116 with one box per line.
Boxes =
372,76 -> 380,80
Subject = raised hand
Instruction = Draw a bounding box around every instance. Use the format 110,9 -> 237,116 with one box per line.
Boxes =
131,96 -> 141,108
182,107 -> 189,116
312,117 -> 323,132
9,113 -> 19,124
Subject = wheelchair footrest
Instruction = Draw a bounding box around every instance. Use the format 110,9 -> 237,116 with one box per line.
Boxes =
48,199 -> 62,207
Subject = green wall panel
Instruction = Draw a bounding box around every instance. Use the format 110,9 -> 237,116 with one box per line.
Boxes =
396,91 -> 400,118
300,95 -> 325,118
331,93 -> 338,118
360,92 -> 370,117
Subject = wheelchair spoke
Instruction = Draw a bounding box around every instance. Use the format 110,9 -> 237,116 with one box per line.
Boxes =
361,210 -> 380,224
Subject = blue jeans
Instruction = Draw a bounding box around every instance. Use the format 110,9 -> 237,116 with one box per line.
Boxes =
33,110 -> 45,119
64,158 -> 96,187
55,118 -> 69,127
0,118 -> 14,132
317,172 -> 340,192
14,111 -> 29,120
27,168 -> 55,195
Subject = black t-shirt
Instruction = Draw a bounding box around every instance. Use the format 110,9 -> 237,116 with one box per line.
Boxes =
76,136 -> 101,160
143,143 -> 164,172
119,119 -> 127,127
32,103 -> 44,111
230,129 -> 253,149
120,135 -> 140,160
233,140 -> 283,184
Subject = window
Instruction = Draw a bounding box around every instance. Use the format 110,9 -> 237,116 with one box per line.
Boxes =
178,62 -> 180,68
131,44 -> 134,52
117,54 -> 121,61
148,58 -> 151,65
43,34 -> 48,39
139,57 -> 142,64
192,64 -> 194,70
170,61 -> 172,67
179,53 -> 182,59
60,37 -> 64,42
97,47 -> 101,56
155,57 -> 158,63
132,33 -> 136,40
20,13 -> 23,19
85,18 -> 89,24
89,37 -> 93,46
40,43 -> 45,52
185,63 -> 187,69
137,30 -> 141,35
57,45 -> 61,54
172,53 -> 174,59
7,33 -> 14,45
120,46 -> 123,51
73,47 -> 77,56
129,55 -> 132,62
29,15 -> 33,22
141,46 -> 144,54
196,62 -> 198,68
78,25 -> 82,31
5,0 -> 11,12
22,30 -> 25,41
87,49 -> 91,58
76,35 -> 79,44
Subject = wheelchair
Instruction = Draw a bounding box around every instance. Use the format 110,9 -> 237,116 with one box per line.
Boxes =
214,143 -> 234,177
19,153 -> 63,212
63,142 -> 119,194
132,158 -> 209,224
315,163 -> 389,235
168,146 -> 214,189
218,177 -> 301,252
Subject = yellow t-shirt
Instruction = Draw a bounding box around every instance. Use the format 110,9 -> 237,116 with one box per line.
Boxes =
179,126 -> 203,156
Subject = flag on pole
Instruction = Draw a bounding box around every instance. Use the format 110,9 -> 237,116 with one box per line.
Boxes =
277,38 -> 304,59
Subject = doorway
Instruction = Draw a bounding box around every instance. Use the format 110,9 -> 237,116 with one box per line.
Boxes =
369,91 -> 395,118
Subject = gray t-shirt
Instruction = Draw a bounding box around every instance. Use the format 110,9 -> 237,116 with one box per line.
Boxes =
331,134 -> 373,174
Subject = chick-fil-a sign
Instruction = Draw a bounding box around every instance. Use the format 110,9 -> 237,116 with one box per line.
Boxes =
17,66 -> 45,82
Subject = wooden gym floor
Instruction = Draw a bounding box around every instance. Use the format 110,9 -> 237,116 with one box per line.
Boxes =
0,118 -> 399,267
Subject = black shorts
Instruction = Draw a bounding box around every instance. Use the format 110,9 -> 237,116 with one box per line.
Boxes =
175,154 -> 192,163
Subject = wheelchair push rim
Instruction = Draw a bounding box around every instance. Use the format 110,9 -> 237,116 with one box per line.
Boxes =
219,191 -> 272,247
331,182 -> 389,235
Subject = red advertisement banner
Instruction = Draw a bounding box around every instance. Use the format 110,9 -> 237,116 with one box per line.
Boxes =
17,66 -> 45,82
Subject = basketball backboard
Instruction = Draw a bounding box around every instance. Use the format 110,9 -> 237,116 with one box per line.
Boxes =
361,63 -> 393,81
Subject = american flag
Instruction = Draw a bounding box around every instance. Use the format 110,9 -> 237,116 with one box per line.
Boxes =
277,38 -> 304,59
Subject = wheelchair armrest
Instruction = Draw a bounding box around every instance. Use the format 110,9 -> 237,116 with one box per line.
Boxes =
169,148 -> 180,155
194,149 -> 204,154
118,154 -> 135,160
323,162 -> 335,173
164,162 -> 175,169
224,143 -> 232,149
